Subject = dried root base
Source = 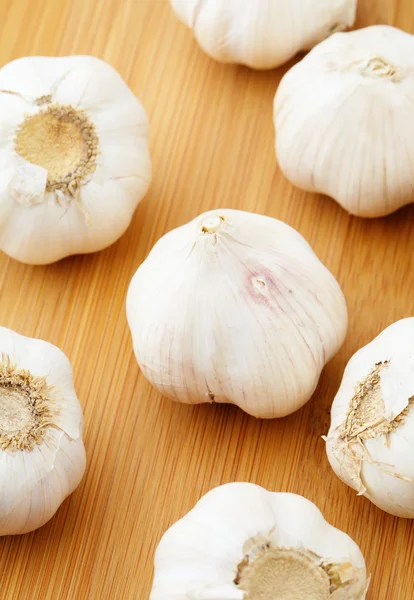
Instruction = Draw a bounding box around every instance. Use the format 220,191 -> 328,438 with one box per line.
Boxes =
235,544 -> 356,600
332,362 -> 414,490
15,102 -> 99,197
0,354 -> 55,451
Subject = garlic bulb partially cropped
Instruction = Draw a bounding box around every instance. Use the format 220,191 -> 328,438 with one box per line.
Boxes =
127,209 -> 347,418
150,482 -> 369,599
274,25 -> 414,217
170,0 -> 357,70
325,319 -> 414,518
0,55 -> 151,264
0,327 -> 86,535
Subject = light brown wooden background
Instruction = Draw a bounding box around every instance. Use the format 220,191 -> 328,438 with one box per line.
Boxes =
0,0 -> 413,598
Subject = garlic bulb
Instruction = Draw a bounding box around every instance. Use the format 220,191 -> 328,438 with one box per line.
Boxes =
150,482 -> 369,599
325,318 -> 414,518
0,55 -> 151,264
274,25 -> 414,217
170,0 -> 357,70
0,327 -> 86,535
126,209 -> 347,418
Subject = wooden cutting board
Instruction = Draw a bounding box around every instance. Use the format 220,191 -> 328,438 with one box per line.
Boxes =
0,1 -> 413,598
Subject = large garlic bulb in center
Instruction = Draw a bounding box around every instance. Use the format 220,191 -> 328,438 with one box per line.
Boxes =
325,318 -> 414,518
0,55 -> 151,264
170,0 -> 357,70
127,209 -> 347,418
150,483 -> 369,599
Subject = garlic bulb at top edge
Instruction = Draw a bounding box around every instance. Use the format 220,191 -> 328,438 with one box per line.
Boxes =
0,326 -> 86,535
170,0 -> 357,70
274,26 -> 414,218
126,209 -> 347,419
325,318 -> 414,518
0,55 -> 151,264
150,482 -> 369,600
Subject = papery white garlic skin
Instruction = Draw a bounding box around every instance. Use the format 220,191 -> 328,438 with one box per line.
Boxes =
0,55 -> 151,264
170,0 -> 357,69
150,482 -> 369,600
274,25 -> 414,217
325,318 -> 414,518
126,209 -> 347,419
0,327 -> 86,535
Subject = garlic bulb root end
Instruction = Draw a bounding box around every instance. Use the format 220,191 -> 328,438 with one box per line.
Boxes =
236,544 -> 360,600
329,360 -> 414,493
0,353 -> 55,451
326,318 -> 414,516
15,103 -> 99,198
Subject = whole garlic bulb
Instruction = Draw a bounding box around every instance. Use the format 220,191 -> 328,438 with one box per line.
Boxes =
0,55 -> 151,264
0,327 -> 86,535
150,482 -> 369,599
274,25 -> 414,217
170,0 -> 357,70
325,319 -> 414,518
126,209 -> 347,418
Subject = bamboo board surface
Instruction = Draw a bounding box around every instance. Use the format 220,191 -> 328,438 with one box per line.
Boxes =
1,0 -> 414,598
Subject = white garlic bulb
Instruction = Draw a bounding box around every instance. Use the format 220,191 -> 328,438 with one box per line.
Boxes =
274,25 -> 414,217
170,0 -> 357,70
325,319 -> 414,518
127,209 -> 347,418
150,482 -> 369,599
0,55 -> 151,264
0,327 -> 86,535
